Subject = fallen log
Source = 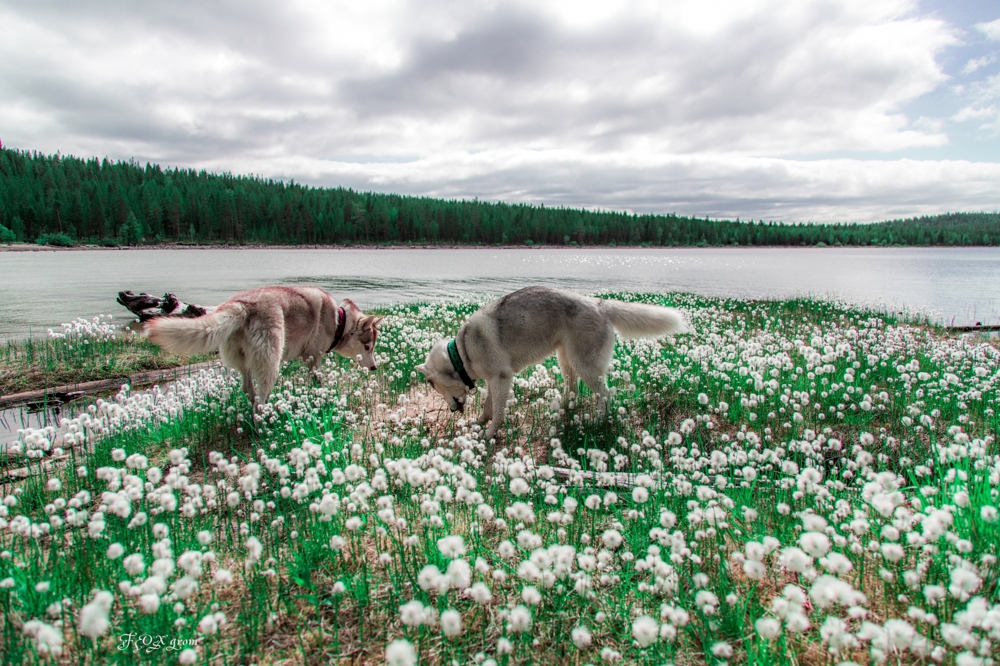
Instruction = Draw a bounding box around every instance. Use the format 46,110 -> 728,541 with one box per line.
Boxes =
0,360 -> 221,409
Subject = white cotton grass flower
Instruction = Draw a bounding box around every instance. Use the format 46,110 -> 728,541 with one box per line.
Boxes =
521,585 -> 542,605
23,620 -> 63,656
798,532 -> 831,557
820,616 -> 859,654
778,547 -> 813,572
171,575 -> 199,600
572,624 -> 592,648
949,568 -> 981,601
441,608 -> 462,637
198,613 -> 220,635
386,639 -> 418,666
78,590 -> 113,638
819,552 -> 854,576
809,575 -> 867,610
467,582 -> 492,604
178,648 -> 199,665
446,559 -> 472,589
507,604 -> 532,633
632,615 -> 659,648
245,536 -> 263,567
498,540 -> 517,559
923,585 -> 946,605
756,617 -> 781,640
711,642 -> 733,658
438,535 -> 466,558
743,559 -> 766,580
400,600 -> 429,627
602,529 -> 623,549
981,506 -> 998,523
510,478 -> 529,496
122,553 -> 146,576
106,543 -> 124,560
418,565 -> 448,595
139,593 -> 161,614
881,542 -> 905,563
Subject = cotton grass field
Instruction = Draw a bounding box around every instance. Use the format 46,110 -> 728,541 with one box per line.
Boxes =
1,293 -> 999,665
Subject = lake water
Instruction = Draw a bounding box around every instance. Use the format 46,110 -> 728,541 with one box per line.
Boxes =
2,246 -> 999,340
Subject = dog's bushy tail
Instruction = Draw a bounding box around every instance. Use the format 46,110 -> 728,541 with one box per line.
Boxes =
600,299 -> 689,339
144,304 -> 247,355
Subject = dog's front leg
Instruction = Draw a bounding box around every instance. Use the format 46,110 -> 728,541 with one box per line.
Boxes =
484,374 -> 512,441
477,387 -> 493,426
307,354 -> 325,384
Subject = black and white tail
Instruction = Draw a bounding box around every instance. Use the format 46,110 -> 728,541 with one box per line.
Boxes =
144,304 -> 247,355
599,300 -> 689,339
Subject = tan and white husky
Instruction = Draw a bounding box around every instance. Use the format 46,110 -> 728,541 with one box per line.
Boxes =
145,286 -> 382,407
416,286 -> 688,440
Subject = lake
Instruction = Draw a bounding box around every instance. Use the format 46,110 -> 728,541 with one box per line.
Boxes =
1,246 -> 999,339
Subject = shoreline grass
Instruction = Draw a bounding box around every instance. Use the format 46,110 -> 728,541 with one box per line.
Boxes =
0,317 -> 216,397
0,293 -> 998,665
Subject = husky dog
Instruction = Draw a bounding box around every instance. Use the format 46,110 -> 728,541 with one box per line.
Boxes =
144,286 -> 382,407
416,286 -> 688,440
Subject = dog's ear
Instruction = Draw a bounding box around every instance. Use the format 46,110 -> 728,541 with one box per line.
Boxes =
368,316 -> 385,329
415,364 -> 427,376
342,298 -> 359,312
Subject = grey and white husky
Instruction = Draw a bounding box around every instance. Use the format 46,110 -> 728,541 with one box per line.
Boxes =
144,286 -> 382,407
416,286 -> 689,440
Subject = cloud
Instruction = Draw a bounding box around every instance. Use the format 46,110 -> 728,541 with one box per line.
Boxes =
976,18 -> 1000,41
962,55 -> 996,75
189,149 -> 1000,224
0,0 -> 993,222
953,72 -> 1000,133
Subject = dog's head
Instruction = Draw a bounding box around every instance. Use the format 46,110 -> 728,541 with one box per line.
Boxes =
415,340 -> 470,413
335,300 -> 383,371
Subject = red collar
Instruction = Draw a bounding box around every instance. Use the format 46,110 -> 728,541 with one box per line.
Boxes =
328,307 -> 347,352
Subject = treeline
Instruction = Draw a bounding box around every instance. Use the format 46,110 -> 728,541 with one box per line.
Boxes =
1,147 -> 998,247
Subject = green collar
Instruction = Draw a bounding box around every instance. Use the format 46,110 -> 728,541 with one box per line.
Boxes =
447,339 -> 475,389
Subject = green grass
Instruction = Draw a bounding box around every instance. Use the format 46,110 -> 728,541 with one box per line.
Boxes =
0,293 -> 998,665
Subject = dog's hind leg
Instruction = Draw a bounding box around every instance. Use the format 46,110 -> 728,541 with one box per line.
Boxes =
578,370 -> 610,417
250,326 -> 284,408
568,331 -> 614,417
221,340 -> 257,407
242,372 -> 258,409
557,346 -> 579,408
484,373 -> 513,441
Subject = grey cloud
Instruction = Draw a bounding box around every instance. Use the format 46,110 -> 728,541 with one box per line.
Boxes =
0,0 -> 995,222
333,2 -> 951,154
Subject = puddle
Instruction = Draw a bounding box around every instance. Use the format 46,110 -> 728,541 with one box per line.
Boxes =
0,400 -> 90,447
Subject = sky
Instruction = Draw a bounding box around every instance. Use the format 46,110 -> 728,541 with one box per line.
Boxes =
1,0 -> 998,223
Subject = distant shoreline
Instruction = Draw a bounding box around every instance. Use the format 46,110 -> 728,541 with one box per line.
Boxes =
1,241 -> 990,252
